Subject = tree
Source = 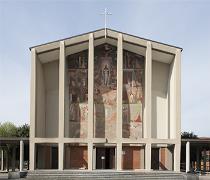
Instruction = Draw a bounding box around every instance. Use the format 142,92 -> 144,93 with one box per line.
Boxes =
0,122 -> 17,137
0,122 -> 17,171
181,131 -> 198,139
16,123 -> 29,137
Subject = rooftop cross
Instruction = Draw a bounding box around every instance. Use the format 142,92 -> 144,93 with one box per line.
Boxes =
100,8 -> 112,38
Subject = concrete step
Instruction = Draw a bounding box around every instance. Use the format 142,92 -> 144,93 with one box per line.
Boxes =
26,170 -> 192,180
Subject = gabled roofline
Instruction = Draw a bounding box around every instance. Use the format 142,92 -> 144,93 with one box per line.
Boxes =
29,28 -> 183,52
29,28 -> 105,50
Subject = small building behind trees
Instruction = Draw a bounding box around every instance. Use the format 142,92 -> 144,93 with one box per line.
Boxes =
0,122 -> 29,172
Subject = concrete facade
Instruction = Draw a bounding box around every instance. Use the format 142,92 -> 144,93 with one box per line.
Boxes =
29,28 -> 182,171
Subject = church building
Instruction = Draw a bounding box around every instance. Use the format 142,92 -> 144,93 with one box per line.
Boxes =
29,28 -> 181,171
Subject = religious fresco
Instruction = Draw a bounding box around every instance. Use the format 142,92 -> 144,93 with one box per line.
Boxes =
122,50 -> 144,139
94,44 -> 117,139
67,50 -> 88,138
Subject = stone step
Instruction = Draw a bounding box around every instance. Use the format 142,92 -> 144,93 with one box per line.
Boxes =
26,170 -> 190,180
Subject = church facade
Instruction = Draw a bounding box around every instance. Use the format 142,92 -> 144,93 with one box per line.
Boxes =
29,29 -> 181,171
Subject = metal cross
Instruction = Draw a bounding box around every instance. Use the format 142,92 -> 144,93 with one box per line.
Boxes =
100,8 -> 112,38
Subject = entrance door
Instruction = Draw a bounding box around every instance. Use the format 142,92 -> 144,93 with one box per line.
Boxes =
151,148 -> 159,170
96,147 -> 115,169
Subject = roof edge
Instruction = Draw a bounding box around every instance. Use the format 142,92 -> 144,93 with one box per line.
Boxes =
29,28 -> 183,52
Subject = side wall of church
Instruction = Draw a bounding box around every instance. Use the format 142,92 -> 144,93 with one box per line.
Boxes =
43,61 -> 59,138
36,58 -> 46,137
35,59 -> 59,138
152,61 -> 170,139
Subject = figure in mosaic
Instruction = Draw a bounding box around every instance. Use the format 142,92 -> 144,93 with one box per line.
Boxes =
103,65 -> 110,86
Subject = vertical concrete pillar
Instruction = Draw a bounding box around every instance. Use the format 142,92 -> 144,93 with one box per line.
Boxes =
88,143 -> 93,170
88,33 -> 94,139
29,142 -> 35,170
144,41 -> 152,139
117,143 -> 122,170
20,140 -> 24,171
116,33 -> 123,170
59,40 -> 65,138
175,49 -> 181,172
144,41 -> 152,171
175,49 -> 181,141
88,33 -> 94,170
116,33 -> 123,139
145,143 -> 151,170
140,146 -> 145,169
30,48 -> 36,139
58,40 -> 65,171
30,48 -> 36,171
196,147 -> 200,171
1,150 -> 3,171
174,143 -> 181,171
58,143 -> 64,171
186,141 -> 190,172
92,147 -> 96,170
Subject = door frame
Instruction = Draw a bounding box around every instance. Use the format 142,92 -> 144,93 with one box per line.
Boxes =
93,144 -> 116,170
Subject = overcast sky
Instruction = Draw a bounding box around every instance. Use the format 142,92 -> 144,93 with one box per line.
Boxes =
0,0 -> 210,136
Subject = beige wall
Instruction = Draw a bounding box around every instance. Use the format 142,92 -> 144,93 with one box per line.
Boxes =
43,60 -> 59,138
35,60 -> 59,138
36,58 -> 45,137
152,61 -> 170,139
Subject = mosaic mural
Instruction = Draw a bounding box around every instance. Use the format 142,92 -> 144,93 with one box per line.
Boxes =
122,50 -> 144,139
67,50 -> 88,138
67,45 -> 144,139
94,44 -> 117,138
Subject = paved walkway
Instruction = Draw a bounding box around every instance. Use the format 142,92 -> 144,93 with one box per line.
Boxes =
199,175 -> 210,180
0,173 -> 7,180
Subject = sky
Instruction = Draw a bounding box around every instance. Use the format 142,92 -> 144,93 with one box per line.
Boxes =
0,0 -> 210,136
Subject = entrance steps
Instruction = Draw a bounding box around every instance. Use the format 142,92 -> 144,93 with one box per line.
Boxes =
27,170 -> 197,180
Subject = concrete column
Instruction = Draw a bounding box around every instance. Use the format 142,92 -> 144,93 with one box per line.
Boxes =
144,41 -> 152,171
58,40 -> 65,171
87,33 -> 94,170
116,33 -> 123,139
144,41 -> 152,139
88,143 -> 93,170
1,150 -> 3,171
140,146 -> 145,169
116,33 -> 123,171
30,48 -> 36,139
59,40 -> 65,139
20,140 -> 24,171
196,147 -> 200,171
30,48 -> 36,171
175,49 -> 181,140
173,49 -> 181,171
29,142 -> 35,170
145,143 -> 151,170
117,143 -> 122,170
92,147 -> 96,170
88,33 -> 94,139
58,143 -> 64,170
186,141 -> 190,172
174,143 -> 181,171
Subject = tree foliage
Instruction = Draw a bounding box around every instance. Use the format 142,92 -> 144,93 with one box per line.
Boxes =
181,131 -> 198,139
16,123 -> 29,137
0,122 -> 17,137
0,122 -> 29,137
